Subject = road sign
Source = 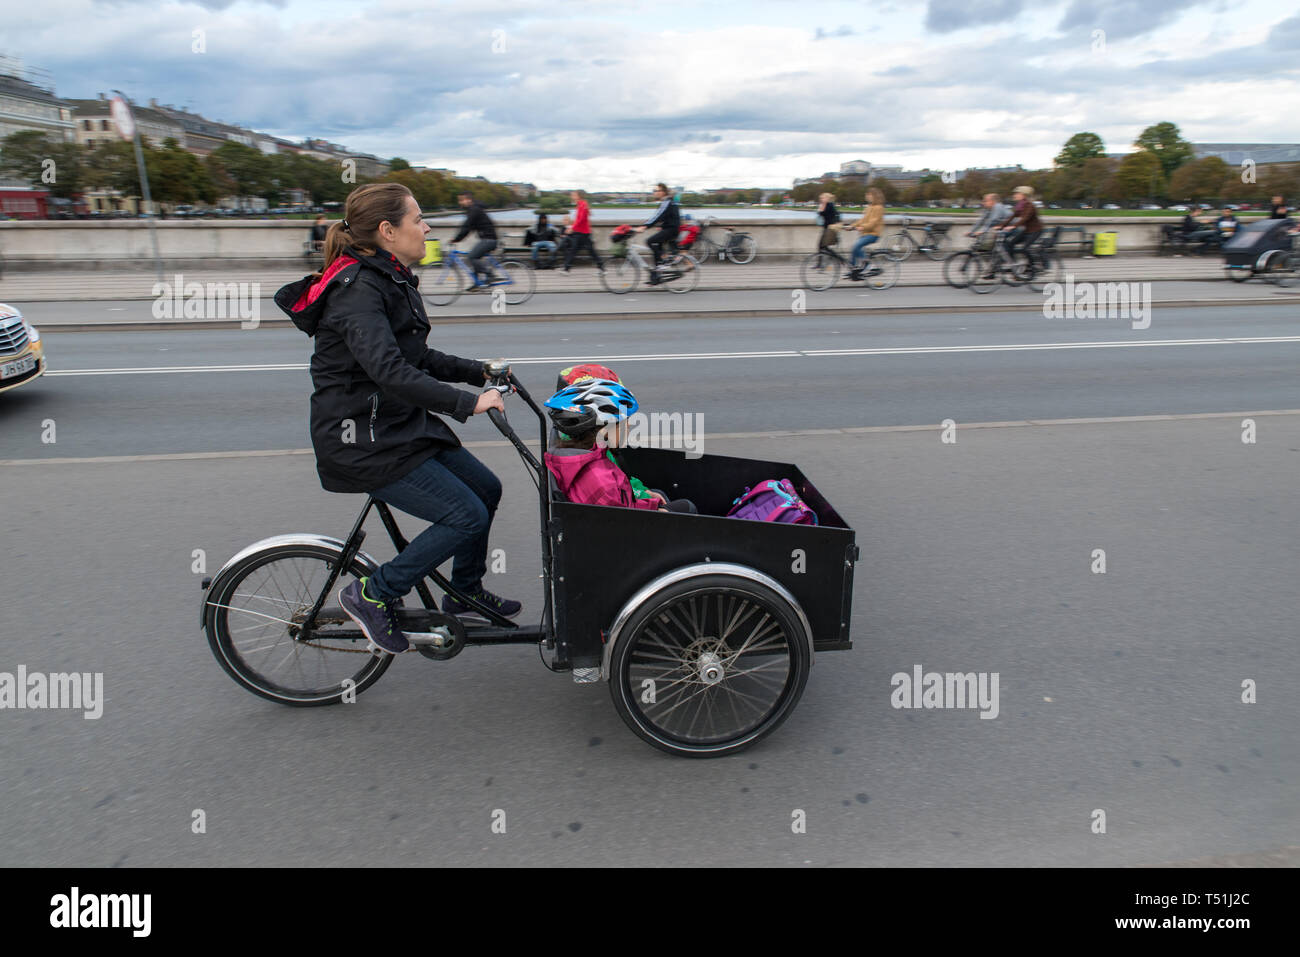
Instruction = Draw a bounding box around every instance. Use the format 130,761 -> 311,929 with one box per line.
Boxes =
110,96 -> 135,141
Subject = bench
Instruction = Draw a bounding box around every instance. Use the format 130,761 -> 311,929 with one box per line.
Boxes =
1054,225 -> 1092,257
1156,225 -> 1223,256
499,231 -> 564,269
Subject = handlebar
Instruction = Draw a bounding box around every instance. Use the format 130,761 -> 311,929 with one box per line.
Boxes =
481,360 -> 544,473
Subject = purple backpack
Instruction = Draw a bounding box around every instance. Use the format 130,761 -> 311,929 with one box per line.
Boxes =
727,479 -> 818,525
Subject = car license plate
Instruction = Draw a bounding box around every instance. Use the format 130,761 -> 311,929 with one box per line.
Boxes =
1,355 -> 36,379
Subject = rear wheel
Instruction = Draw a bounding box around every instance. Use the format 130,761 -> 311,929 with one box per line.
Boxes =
728,234 -> 758,264
203,544 -> 393,706
921,230 -> 951,261
864,255 -> 900,290
1026,251 -> 1064,292
800,251 -> 841,290
1226,269 -> 1251,283
943,250 -> 973,289
600,259 -> 640,294
661,252 -> 701,293
493,259 -> 535,304
1258,249 -> 1297,284
690,238 -> 717,262
420,260 -> 462,307
885,231 -> 916,261
965,252 -> 1000,294
609,574 -> 811,757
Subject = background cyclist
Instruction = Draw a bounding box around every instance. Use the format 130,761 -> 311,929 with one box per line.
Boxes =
451,190 -> 500,288
633,182 -> 681,284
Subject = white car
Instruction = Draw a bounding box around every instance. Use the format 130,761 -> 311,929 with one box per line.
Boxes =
0,304 -> 45,394
1169,204 -> 1191,212
1102,203 -> 1121,210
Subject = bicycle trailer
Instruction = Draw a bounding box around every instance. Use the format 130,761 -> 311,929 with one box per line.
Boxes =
1222,219 -> 1293,280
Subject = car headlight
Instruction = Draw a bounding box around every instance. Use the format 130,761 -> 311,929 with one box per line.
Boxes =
23,319 -> 40,343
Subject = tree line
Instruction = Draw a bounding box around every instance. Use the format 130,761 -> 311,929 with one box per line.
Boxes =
4,120 -> 1294,213
790,123 -> 1298,207
0,134 -> 522,210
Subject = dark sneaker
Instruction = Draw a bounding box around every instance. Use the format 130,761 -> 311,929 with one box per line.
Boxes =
339,577 -> 408,654
442,587 -> 522,620
848,268 -> 863,280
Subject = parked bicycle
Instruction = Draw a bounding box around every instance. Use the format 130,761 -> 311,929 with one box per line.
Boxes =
418,240 -> 535,307
885,217 -> 954,261
943,228 -> 1062,293
601,232 -> 701,294
799,229 -> 900,291
689,217 -> 758,264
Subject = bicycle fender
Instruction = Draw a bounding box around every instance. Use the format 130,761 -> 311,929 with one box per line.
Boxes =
200,533 -> 382,628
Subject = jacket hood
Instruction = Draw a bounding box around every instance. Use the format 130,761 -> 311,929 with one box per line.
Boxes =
544,446 -> 604,491
273,248 -> 418,337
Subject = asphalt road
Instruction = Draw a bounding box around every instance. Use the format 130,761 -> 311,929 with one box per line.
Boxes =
4,306 -> 1300,461
1,303 -> 1297,866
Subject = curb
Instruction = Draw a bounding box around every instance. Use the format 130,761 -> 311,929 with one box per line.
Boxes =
35,296 -> 1291,333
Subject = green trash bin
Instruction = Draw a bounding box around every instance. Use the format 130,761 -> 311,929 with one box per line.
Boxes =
1093,231 -> 1117,256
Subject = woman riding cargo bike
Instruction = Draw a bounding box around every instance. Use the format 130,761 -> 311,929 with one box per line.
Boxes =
270,182 -> 521,653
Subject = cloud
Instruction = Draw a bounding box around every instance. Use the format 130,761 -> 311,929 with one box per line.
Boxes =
7,0 -> 1300,189
813,25 -> 855,40
1056,0 -> 1218,41
924,0 -> 1027,34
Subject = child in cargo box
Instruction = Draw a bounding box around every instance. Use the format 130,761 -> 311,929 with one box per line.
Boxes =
553,363 -> 662,507
543,378 -> 697,514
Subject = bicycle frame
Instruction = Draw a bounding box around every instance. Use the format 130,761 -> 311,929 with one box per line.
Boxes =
439,247 -> 517,288
291,369 -> 559,654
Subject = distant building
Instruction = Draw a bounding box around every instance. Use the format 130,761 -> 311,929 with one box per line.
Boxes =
0,57 -> 74,143
66,96 -> 184,147
501,182 -> 537,199
1193,143 -> 1300,165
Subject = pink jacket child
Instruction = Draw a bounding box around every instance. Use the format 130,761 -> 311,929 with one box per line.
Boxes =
544,446 -> 663,510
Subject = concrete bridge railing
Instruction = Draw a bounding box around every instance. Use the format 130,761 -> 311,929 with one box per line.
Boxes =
0,216 -> 1199,270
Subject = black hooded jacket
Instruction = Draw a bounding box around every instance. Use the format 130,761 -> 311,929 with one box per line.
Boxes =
274,248 -> 487,493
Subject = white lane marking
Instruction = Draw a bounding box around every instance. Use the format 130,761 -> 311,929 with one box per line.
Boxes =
5,409 -> 1300,466
39,335 -> 1300,376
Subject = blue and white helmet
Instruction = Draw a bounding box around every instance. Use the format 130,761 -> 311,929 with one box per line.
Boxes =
545,378 -> 638,435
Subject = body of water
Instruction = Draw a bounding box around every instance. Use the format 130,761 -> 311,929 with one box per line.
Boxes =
424,206 -> 973,226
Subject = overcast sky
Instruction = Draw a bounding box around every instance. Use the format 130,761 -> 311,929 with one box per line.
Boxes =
8,0 -> 1299,189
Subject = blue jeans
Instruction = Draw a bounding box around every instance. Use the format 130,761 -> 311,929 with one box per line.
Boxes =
366,447 -> 502,602
531,240 -> 557,262
850,234 -> 878,266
